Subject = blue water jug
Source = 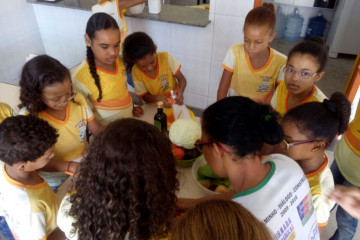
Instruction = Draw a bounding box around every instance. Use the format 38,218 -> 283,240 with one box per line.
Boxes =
275,6 -> 286,39
284,8 -> 304,42
305,11 -> 327,40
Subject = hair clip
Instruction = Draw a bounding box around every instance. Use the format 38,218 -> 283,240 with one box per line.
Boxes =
264,114 -> 272,121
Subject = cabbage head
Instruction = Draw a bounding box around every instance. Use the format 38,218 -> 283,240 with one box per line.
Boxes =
169,119 -> 201,149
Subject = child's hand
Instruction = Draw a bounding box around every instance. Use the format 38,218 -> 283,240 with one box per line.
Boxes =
328,185 -> 360,220
173,90 -> 184,105
159,95 -> 171,108
65,161 -> 80,176
133,106 -> 144,117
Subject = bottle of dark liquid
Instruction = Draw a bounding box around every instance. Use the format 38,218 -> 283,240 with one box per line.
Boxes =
154,101 -> 167,134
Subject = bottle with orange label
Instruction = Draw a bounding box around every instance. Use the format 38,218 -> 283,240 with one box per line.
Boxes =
154,101 -> 167,134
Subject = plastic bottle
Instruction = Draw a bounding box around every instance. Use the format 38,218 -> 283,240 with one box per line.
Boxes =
275,6 -> 286,39
170,90 -> 191,120
284,8 -> 304,42
305,11 -> 327,40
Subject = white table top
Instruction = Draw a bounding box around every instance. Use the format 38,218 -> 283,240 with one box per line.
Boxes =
57,104 -> 212,200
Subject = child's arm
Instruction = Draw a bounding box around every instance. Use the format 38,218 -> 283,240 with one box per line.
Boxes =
142,94 -> 171,108
328,185 -> 360,220
47,228 -> 66,240
217,69 -> 233,100
176,191 -> 236,212
87,119 -> 103,137
41,160 -> 79,175
174,71 -> 187,105
117,0 -> 146,9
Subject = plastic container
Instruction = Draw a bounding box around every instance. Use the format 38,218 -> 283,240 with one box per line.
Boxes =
305,11 -> 327,40
148,0 -> 164,14
275,6 -> 286,39
129,3 -> 145,14
284,8 -> 304,42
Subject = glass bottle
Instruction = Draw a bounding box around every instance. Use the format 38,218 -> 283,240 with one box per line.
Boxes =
154,101 -> 167,134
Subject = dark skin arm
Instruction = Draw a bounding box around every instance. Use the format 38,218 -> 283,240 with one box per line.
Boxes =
217,69 -> 233,100
173,71 -> 187,105
47,228 -> 66,240
176,191 -> 236,212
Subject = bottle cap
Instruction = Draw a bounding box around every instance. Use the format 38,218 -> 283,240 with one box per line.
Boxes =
157,101 -> 164,108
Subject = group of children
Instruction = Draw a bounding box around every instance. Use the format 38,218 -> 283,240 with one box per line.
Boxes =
0,1 -> 359,239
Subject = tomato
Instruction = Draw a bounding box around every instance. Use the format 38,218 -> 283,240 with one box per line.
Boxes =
172,147 -> 185,160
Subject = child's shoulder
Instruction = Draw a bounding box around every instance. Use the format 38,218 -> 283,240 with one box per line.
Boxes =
270,48 -> 287,60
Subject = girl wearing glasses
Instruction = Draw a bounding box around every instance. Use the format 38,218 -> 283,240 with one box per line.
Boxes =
71,13 -> 143,127
280,92 -> 351,235
179,96 -> 320,240
18,55 -> 103,189
271,37 -> 328,116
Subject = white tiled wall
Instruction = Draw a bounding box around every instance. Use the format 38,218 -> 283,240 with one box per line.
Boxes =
0,0 -> 45,85
33,4 -> 91,69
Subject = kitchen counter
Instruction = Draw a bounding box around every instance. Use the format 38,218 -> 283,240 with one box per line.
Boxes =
27,0 -> 211,27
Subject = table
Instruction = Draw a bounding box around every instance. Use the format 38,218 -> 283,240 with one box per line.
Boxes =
56,104 -> 211,200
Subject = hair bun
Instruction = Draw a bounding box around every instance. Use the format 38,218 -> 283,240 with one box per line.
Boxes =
308,36 -> 326,46
323,99 -> 337,113
262,2 -> 275,13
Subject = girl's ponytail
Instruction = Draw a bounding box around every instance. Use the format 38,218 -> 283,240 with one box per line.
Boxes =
323,92 -> 351,135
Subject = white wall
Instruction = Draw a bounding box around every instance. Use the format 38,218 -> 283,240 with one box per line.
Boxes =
31,0 -> 254,109
0,0 -> 45,85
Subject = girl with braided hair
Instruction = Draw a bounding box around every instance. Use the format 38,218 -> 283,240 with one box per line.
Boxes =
280,92 -> 351,235
72,12 -> 143,127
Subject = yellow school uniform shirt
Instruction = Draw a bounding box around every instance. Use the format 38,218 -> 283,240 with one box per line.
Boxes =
270,81 -> 327,116
72,56 -> 133,126
222,44 -> 287,104
133,52 -> 180,97
19,93 -> 94,162
335,102 -> 360,186
0,162 -> 60,240
306,154 -> 335,227
0,102 -> 13,123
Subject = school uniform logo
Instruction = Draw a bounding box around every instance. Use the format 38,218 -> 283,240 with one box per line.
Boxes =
75,120 -> 87,143
257,76 -> 272,92
297,192 -> 315,226
159,75 -> 170,91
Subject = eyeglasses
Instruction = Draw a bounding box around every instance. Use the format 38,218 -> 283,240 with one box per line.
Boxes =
195,140 -> 230,154
282,139 -> 326,150
283,67 -> 318,79
42,89 -> 77,108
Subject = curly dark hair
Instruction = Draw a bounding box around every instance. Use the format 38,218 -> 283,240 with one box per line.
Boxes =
283,92 -> 351,144
202,96 -> 284,157
86,12 -> 119,102
19,55 -> 70,115
68,118 -> 179,240
0,115 -> 58,166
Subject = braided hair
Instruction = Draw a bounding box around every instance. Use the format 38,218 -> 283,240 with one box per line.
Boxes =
85,12 -> 119,102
